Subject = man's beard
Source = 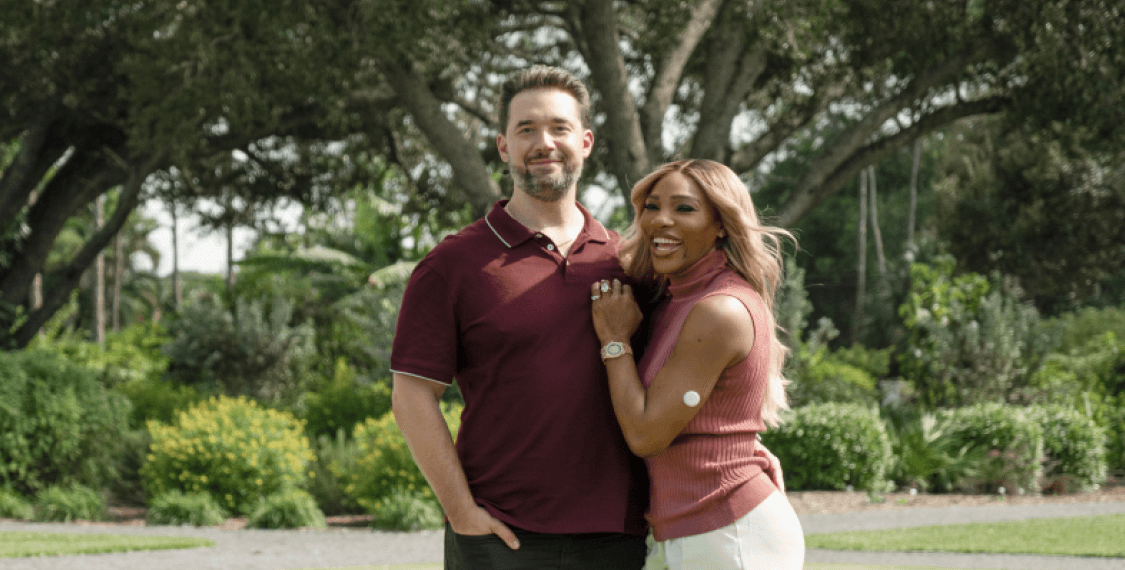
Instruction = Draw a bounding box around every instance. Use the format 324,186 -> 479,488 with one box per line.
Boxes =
512,153 -> 583,203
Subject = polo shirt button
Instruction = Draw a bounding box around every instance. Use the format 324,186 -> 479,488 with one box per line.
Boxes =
535,233 -> 543,238
547,244 -> 555,251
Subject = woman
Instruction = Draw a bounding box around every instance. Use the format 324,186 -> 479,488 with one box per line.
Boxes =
590,159 -> 804,569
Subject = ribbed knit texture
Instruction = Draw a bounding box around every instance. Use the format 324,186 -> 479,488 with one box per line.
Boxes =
638,249 -> 776,541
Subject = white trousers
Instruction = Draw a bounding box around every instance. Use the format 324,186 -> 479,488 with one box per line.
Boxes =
663,491 -> 805,570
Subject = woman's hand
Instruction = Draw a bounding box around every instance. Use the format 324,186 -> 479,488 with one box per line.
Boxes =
591,279 -> 642,345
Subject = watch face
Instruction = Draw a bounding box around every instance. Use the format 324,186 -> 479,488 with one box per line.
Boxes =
606,343 -> 623,356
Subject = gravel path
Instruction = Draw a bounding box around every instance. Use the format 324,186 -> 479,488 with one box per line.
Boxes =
2,501 -> 1124,569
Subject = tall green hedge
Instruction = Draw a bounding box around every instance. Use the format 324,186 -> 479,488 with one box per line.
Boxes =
1027,405 -> 1108,492
764,402 -> 893,492
0,350 -> 130,494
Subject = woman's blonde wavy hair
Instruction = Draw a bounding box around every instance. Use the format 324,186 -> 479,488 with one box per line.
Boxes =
619,159 -> 795,427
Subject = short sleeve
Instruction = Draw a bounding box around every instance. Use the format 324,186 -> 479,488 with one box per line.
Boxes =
390,261 -> 458,385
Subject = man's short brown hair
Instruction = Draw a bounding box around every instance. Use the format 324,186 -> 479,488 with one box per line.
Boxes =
497,66 -> 592,133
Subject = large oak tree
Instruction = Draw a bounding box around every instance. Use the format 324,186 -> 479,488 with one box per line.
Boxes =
3,0 -> 1123,347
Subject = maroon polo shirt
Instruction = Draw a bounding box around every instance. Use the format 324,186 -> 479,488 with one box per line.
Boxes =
391,200 -> 648,535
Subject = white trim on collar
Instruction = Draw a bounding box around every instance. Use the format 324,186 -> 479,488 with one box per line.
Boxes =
485,210 -> 512,248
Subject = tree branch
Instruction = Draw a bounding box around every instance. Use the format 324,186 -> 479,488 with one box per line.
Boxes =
640,0 -> 723,163
12,149 -> 167,347
775,96 -> 1010,227
379,60 -> 500,217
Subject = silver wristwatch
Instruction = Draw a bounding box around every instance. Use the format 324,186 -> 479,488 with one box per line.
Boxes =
600,341 -> 633,361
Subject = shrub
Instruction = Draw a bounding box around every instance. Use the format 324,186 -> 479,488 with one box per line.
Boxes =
899,257 -> 1057,407
117,376 -> 202,429
831,344 -> 892,379
938,403 -> 1044,494
372,489 -> 443,531
34,485 -> 105,522
0,488 -> 33,519
162,295 -> 315,403
308,429 -> 363,516
764,403 -> 893,493
30,321 -> 170,388
108,429 -> 152,506
789,358 -> 878,407
143,396 -> 316,516
247,488 -> 326,529
146,490 -> 228,526
886,413 -> 985,493
345,403 -> 462,514
1027,405 -> 1108,493
1105,398 -> 1125,474
0,349 -> 131,494
301,358 -> 391,439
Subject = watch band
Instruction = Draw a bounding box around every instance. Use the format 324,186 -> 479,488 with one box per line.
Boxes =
600,341 -> 633,361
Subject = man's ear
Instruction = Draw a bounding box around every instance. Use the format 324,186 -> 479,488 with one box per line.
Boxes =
497,133 -> 509,162
581,129 -> 594,158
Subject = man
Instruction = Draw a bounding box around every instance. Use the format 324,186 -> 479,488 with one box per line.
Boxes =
390,66 -> 649,569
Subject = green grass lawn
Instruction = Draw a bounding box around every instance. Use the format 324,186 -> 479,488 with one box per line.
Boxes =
807,513 -> 1125,557
0,531 -> 214,558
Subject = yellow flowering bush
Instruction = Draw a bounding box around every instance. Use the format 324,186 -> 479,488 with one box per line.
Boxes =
343,402 -> 462,514
142,396 -> 315,515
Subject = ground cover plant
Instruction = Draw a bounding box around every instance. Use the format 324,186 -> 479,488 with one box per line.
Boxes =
806,514 -> 1125,557
0,531 -> 213,558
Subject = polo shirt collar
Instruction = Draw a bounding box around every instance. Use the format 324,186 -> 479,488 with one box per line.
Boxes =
484,199 -> 611,249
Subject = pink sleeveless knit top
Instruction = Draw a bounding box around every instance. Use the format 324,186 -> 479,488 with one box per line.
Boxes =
637,250 -> 776,541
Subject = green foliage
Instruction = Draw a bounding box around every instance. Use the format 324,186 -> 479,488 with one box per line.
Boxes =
29,322 -> 170,388
145,490 -> 228,526
0,349 -> 131,494
162,295 -> 315,403
934,117 -> 1125,308
117,377 -> 203,429
1104,401 -> 1125,473
764,403 -> 893,492
371,489 -> 443,531
899,257 -> 1058,407
1027,405 -> 1108,493
788,357 -> 879,407
246,488 -> 326,529
0,488 -> 33,519
885,413 -> 984,493
142,396 -> 316,516
301,358 -> 392,439
937,403 -> 1044,494
345,403 -> 462,514
307,428 -> 363,516
1033,306 -> 1125,419
33,485 -> 106,522
831,344 -> 892,379
108,428 -> 152,506
1051,306 -> 1125,354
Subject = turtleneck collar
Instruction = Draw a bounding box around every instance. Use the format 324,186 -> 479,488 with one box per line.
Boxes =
666,249 -> 728,299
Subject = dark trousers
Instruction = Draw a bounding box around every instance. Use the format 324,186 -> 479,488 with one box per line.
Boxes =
444,522 -> 647,570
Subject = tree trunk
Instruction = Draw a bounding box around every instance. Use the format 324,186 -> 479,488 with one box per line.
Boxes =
112,232 -> 124,331
225,205 -> 235,295
11,152 -> 159,348
852,169 -> 868,344
171,202 -> 182,310
907,139 -> 922,252
94,194 -> 106,346
868,165 -> 888,278
571,0 -> 651,205
379,61 -> 500,218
